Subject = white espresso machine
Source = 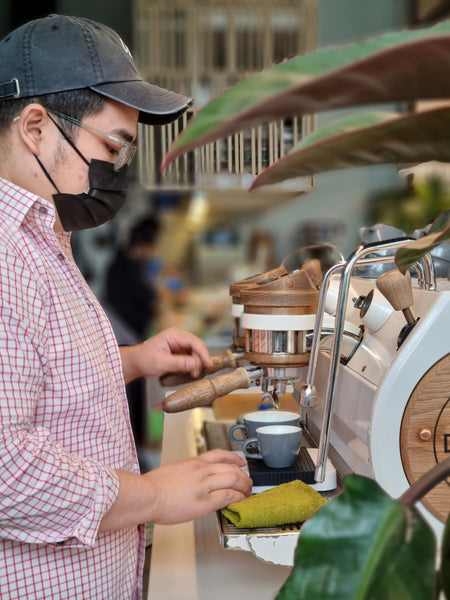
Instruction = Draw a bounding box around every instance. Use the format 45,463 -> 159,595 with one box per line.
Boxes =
162,233 -> 449,563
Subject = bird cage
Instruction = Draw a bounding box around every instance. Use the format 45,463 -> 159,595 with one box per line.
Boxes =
133,0 -> 317,190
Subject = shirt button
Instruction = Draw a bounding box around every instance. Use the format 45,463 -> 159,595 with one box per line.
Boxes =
39,206 -> 47,214
57,252 -> 65,261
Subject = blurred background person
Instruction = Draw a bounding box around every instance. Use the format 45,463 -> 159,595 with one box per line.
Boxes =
104,215 -> 161,342
103,215 -> 162,468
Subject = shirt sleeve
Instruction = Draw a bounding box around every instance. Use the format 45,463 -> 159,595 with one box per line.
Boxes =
0,246 -> 120,548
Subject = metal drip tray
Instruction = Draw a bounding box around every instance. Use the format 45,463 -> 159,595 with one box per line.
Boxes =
216,511 -> 303,566
201,419 -> 339,566
220,517 -> 303,538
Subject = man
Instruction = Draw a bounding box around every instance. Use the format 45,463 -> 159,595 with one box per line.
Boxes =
0,14 -> 252,600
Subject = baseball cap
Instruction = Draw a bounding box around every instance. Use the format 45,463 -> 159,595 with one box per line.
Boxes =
0,14 -> 193,125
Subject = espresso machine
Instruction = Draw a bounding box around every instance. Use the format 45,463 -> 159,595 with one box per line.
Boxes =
162,234 -> 450,563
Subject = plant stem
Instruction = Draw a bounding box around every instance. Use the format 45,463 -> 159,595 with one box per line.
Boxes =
399,456 -> 450,505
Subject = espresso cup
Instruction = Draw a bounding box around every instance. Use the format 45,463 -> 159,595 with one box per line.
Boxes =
243,424 -> 302,468
229,410 -> 300,445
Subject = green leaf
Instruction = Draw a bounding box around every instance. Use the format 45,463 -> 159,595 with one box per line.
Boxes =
440,515 -> 450,599
394,210 -> 450,273
162,19 -> 450,170
249,108 -> 450,189
429,209 -> 450,234
275,475 -> 436,600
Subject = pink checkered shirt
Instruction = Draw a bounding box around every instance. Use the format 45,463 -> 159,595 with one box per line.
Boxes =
0,178 -> 144,599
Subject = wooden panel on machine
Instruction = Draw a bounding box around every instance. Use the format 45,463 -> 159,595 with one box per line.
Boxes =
400,353 -> 450,523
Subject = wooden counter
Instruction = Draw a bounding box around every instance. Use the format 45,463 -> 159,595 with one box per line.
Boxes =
147,407 -> 292,600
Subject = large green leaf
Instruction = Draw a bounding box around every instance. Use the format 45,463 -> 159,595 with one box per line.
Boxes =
440,514 -> 450,599
275,475 -> 436,600
394,209 -> 450,273
162,19 -> 450,170
249,108 -> 450,188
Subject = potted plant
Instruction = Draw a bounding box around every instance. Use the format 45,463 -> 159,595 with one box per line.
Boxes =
275,459 -> 450,599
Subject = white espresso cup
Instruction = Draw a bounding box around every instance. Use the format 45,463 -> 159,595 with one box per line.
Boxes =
229,410 -> 300,445
243,424 -> 302,468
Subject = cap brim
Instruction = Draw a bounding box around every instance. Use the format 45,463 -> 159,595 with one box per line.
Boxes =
91,79 -> 193,125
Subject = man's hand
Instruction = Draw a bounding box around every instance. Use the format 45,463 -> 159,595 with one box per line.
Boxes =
143,449 -> 252,524
99,450 -> 252,532
120,327 -> 213,383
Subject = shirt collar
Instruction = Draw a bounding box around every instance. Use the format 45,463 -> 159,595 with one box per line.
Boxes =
0,176 -> 57,229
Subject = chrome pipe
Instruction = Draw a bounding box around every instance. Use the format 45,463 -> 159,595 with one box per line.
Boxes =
298,261 -> 345,409
313,238 -> 429,482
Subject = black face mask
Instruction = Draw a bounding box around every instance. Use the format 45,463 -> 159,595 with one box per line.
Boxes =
55,159 -> 128,231
36,156 -> 128,232
36,113 -> 129,232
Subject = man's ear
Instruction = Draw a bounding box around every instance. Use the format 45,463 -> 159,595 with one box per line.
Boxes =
15,104 -> 50,156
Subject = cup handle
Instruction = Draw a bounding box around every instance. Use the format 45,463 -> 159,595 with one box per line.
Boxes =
243,437 -> 262,459
229,424 -> 246,444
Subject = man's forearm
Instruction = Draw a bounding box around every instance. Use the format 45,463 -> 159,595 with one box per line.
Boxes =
99,451 -> 252,532
118,344 -> 142,384
99,470 -> 151,532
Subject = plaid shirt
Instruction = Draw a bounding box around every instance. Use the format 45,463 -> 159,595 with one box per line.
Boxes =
0,178 -> 144,599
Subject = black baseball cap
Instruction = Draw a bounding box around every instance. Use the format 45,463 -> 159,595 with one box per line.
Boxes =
0,14 -> 193,125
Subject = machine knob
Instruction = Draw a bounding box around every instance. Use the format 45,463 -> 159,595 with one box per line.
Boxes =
418,428 -> 432,441
376,268 -> 419,348
376,269 -> 415,325
354,289 -> 374,318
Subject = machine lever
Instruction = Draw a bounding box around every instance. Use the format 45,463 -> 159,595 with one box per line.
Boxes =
159,349 -> 244,387
376,268 -> 416,325
302,258 -> 323,289
163,367 -> 263,413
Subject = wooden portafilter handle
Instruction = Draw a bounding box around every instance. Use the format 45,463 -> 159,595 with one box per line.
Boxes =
376,268 -> 415,324
159,349 -> 243,387
163,367 -> 255,413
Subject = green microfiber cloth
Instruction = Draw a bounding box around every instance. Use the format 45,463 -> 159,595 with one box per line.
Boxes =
221,479 -> 327,529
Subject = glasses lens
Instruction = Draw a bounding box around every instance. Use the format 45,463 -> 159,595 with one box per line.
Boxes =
115,143 -> 137,171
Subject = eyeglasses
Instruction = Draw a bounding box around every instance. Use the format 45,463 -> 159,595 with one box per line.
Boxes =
50,110 -> 137,172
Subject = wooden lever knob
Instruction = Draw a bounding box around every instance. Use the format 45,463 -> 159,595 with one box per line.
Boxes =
159,349 -> 239,387
302,259 -> 323,288
162,367 -> 252,413
376,269 -> 415,324
376,269 -> 413,311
